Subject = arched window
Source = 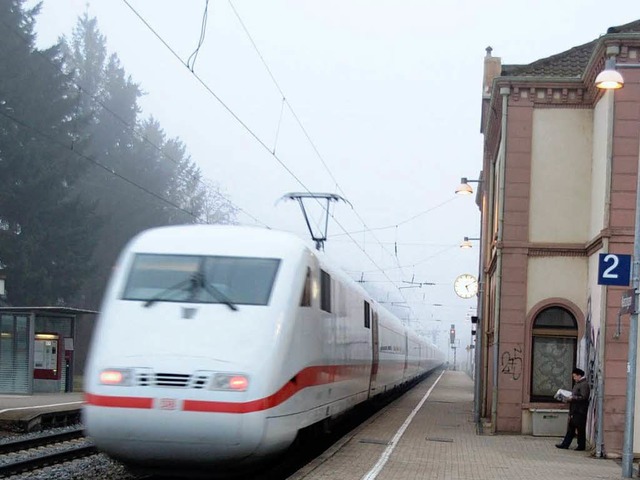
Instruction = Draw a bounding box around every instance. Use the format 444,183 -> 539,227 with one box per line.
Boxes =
530,306 -> 578,402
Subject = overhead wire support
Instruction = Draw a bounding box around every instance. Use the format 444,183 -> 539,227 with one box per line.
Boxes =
279,192 -> 351,251
123,0 -> 417,318
186,0 -> 210,72
401,279 -> 436,288
227,0 -> 407,276
122,0 -> 314,203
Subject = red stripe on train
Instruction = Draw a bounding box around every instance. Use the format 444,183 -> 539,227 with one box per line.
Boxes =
84,392 -> 153,409
85,364 -> 371,413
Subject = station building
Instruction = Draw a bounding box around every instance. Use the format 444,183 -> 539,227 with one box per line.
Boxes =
472,19 -> 640,456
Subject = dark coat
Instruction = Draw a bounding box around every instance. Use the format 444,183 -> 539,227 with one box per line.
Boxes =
569,377 -> 590,417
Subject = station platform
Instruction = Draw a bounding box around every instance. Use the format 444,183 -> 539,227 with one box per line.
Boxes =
0,374 -> 628,479
0,392 -> 84,433
290,370 -> 624,480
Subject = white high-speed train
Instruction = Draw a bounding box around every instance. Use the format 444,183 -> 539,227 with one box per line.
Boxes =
83,225 -> 444,474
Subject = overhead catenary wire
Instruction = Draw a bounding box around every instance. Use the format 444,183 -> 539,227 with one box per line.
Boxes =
227,3 -> 448,326
0,16 -> 267,228
227,0 -> 408,277
122,0 -> 331,240
122,0 -> 423,321
0,109 -> 202,222
272,96 -> 286,154
354,245 -> 460,274
330,196 -> 461,237
186,0 -> 210,72
331,240 -> 456,247
122,0 -> 306,188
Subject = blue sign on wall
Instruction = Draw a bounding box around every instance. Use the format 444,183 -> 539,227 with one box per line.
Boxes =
597,253 -> 632,286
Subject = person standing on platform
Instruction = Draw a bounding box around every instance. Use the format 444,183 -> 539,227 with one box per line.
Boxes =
556,367 -> 590,451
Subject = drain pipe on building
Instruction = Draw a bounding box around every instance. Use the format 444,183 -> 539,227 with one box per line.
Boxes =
491,86 -> 510,432
479,156 -> 496,428
473,182 -> 486,429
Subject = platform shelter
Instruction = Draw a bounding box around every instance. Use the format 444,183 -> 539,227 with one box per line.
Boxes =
0,307 -> 97,394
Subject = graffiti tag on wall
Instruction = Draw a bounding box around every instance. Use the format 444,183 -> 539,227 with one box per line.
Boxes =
501,346 -> 523,380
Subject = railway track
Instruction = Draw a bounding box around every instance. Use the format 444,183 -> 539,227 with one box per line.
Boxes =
0,427 -> 98,477
0,383 -> 411,479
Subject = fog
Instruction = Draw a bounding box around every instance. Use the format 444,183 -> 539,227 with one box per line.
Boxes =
28,0 -> 636,355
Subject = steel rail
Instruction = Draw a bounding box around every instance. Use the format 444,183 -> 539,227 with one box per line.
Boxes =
0,443 -> 98,477
0,427 -> 84,455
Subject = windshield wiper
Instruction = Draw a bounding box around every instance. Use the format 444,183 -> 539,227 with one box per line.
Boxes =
143,272 -> 238,311
143,277 -> 193,308
192,272 -> 238,311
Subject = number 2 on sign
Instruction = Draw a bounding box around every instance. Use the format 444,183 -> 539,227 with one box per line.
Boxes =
602,254 -> 619,279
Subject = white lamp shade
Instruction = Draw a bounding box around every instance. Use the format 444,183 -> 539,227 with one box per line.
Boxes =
595,69 -> 624,89
455,183 -> 473,195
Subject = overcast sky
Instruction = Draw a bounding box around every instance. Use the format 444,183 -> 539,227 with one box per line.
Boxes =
29,0 -> 637,353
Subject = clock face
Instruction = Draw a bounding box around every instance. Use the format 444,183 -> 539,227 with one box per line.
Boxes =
454,274 -> 478,299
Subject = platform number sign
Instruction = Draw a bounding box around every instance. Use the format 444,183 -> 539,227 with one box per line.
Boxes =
598,253 -> 631,286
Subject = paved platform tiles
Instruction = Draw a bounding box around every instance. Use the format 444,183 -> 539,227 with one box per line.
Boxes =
290,371 -> 623,480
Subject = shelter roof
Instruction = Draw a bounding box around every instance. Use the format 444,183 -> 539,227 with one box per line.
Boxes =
0,306 -> 98,315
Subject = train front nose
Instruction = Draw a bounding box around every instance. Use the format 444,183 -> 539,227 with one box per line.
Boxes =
84,404 -> 265,466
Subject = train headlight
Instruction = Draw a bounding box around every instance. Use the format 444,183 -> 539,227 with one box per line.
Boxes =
99,368 -> 133,386
211,373 -> 249,391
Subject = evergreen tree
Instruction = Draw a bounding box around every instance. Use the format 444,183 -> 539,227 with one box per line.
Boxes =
0,0 -> 100,305
59,13 -> 237,307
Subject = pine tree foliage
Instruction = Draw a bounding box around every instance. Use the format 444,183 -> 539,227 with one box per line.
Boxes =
0,0 -> 100,305
0,3 -> 237,307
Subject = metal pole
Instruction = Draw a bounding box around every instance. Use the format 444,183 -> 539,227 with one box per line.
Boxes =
596,89 -> 615,459
453,346 -> 457,371
622,151 -> 640,478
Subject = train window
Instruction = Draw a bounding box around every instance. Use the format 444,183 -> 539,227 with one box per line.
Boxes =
122,254 -> 281,306
320,270 -> 331,312
364,301 -> 370,328
300,268 -> 312,307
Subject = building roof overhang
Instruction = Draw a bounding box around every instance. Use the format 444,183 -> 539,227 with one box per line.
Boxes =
488,32 -> 640,103
483,29 -> 640,138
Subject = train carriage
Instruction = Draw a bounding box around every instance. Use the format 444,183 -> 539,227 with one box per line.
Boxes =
83,225 -> 444,473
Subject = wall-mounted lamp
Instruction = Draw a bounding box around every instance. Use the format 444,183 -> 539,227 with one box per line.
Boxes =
455,177 -> 482,195
595,57 -> 624,90
594,46 -> 640,91
460,236 -> 480,249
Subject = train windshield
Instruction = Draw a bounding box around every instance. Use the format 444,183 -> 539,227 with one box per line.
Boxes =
122,254 -> 281,306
